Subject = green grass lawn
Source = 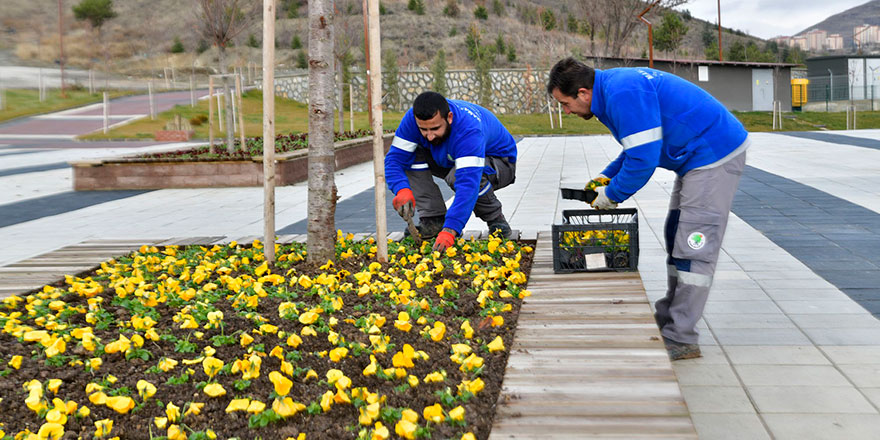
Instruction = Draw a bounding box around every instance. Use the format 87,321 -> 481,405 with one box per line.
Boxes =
0,88 -> 132,123
79,89 -> 880,140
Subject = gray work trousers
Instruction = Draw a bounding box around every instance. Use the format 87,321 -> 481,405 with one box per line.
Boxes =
405,148 -> 516,223
654,149 -> 747,344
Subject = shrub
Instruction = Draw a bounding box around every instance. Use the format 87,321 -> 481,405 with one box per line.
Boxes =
291,35 -> 302,50
296,50 -> 307,69
541,8 -> 556,31
407,0 -> 425,15
474,5 -> 488,20
443,0 -> 459,17
246,34 -> 260,48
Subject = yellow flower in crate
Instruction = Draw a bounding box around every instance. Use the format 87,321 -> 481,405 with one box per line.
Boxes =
487,336 -> 505,353
423,403 -> 444,423
270,345 -> 284,359
272,396 -> 298,418
202,356 -> 224,379
77,406 -> 90,418
137,380 -> 157,401
286,333 -> 302,348
363,355 -> 379,376
45,337 -> 66,358
299,310 -> 319,325
320,390 -> 334,412
395,409 -> 419,440
359,401 -> 381,425
461,433 -> 476,440
203,383 -> 226,397
45,408 -> 66,425
106,396 -> 135,414
423,371 -> 445,383
269,371 -> 293,396
304,369 -> 318,381
154,417 -> 168,429
394,312 -> 412,332
392,344 -> 415,368
459,353 -> 484,373
225,398 -> 249,413
94,419 -> 113,438
240,333 -> 254,346
165,402 -> 182,422
104,335 -> 130,354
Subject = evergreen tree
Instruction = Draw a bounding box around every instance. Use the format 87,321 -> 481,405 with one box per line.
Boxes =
506,44 -> 516,63
296,50 -> 308,68
492,0 -> 505,16
495,34 -> 505,54
653,12 -> 688,59
474,5 -> 488,20
170,36 -> 185,53
540,8 -> 556,31
432,50 -> 448,96
246,33 -> 260,48
196,39 -> 210,54
72,0 -> 117,29
382,49 -> 401,109
443,0 -> 459,17
291,35 -> 302,50
407,0 -> 425,15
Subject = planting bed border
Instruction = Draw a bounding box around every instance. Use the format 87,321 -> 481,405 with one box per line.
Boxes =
70,134 -> 394,191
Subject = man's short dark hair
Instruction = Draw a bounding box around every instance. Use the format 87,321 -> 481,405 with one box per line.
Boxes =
413,91 -> 450,120
547,57 -> 596,98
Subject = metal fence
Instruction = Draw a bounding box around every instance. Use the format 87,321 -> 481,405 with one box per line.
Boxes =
808,74 -> 880,104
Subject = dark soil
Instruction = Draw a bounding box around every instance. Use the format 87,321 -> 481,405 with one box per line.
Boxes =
0,237 -> 533,440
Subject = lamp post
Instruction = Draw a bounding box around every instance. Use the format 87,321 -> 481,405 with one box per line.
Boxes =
637,0 -> 660,68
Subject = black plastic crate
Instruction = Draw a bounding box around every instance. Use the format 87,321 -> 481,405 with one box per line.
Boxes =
551,208 -> 639,273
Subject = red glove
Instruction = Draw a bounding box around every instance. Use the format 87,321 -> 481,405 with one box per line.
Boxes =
392,188 -> 415,218
432,229 -> 456,252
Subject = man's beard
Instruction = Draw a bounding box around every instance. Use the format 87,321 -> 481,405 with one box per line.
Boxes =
579,111 -> 594,121
428,121 -> 452,145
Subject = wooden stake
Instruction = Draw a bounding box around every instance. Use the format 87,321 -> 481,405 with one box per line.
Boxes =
236,74 -> 246,149
349,82 -> 354,132
209,76 -> 215,153
190,74 -> 195,107
148,81 -> 156,120
547,99 -> 554,129
39,68 -> 45,102
216,92 -> 223,130
102,92 -> 109,134
368,0 -> 387,262
557,102 -> 562,128
89,69 -> 94,94
262,0 -> 276,263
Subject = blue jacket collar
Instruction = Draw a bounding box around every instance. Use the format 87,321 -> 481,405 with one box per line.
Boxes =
590,69 -> 605,121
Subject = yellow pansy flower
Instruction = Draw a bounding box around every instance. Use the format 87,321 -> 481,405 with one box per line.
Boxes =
94,419 -> 113,438
203,383 -> 226,397
487,335 -> 505,352
269,371 -> 293,396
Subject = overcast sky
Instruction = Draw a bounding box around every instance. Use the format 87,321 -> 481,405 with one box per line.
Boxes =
679,0 -> 871,39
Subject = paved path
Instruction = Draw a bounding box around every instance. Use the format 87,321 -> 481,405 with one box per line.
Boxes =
3,130 -> 880,439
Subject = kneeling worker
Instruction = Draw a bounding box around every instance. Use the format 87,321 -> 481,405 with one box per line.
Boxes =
547,58 -> 749,360
385,91 -> 518,251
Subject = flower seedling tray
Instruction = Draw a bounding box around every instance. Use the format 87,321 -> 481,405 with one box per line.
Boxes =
551,208 -> 639,273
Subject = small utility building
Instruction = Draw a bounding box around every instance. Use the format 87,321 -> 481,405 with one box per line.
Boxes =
806,54 -> 880,102
593,57 -> 796,112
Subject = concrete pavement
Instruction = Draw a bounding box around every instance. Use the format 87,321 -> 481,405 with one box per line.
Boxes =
2,129 -> 880,439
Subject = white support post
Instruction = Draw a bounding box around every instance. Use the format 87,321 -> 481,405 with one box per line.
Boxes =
231,81 -> 238,134
39,68 -> 45,102
102,92 -> 109,134
0,73 -> 5,111
547,99 -> 554,129
190,74 -> 196,107
772,101 -> 777,130
164,67 -> 171,89
148,81 -> 156,120
89,69 -> 95,94
557,102 -> 562,128
216,92 -> 223,130
209,76 -> 215,152
349,83 -> 354,133
171,66 -> 176,85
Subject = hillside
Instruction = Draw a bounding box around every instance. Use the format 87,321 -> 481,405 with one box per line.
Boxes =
0,0 -> 769,75
797,0 -> 880,46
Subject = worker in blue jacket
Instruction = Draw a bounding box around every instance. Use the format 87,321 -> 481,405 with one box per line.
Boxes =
385,92 -> 518,251
547,57 -> 750,361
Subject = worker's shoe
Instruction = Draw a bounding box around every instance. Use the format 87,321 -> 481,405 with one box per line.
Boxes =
404,215 -> 445,239
663,336 -> 702,361
487,217 -> 512,239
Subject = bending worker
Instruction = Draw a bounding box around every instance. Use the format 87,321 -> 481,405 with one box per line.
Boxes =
385,91 -> 517,252
547,57 -> 749,361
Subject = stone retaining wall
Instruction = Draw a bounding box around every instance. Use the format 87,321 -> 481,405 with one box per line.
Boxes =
273,68 -> 553,114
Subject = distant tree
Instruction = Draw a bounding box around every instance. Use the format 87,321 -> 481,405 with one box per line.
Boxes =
572,0 -> 688,58
474,5 -> 488,20
567,14 -> 578,33
194,0 -> 258,153
727,40 -> 746,61
681,9 -> 691,20
653,12 -> 688,60
475,44 -> 494,108
540,8 -> 556,31
379,2 -> 387,15
246,33 -> 260,48
407,0 -> 425,15
432,49 -> 448,96
465,26 -> 480,60
443,0 -> 460,17
704,41 -> 719,60
495,34 -> 506,54
72,0 -> 117,30
170,36 -> 185,53
296,50 -> 308,68
382,49 -> 401,110
291,34 -> 302,50
506,43 -> 516,62
786,47 -> 806,65
701,22 -> 715,48
449,27 -> 458,37
492,0 -> 505,16
285,0 -> 300,18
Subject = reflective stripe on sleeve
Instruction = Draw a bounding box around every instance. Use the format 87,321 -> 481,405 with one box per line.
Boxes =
409,163 -> 429,170
455,156 -> 485,169
620,127 -> 662,150
392,136 -> 418,152
478,182 -> 492,196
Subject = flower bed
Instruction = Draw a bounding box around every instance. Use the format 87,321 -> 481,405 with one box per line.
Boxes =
0,233 -> 533,440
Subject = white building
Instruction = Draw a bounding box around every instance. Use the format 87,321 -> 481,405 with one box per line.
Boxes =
826,34 -> 844,50
805,29 -> 827,50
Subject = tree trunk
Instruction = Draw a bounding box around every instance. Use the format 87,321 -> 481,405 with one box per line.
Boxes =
219,47 -> 236,154
307,0 -> 336,264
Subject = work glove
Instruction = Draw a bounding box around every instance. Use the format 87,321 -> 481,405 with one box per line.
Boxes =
585,174 -> 611,191
591,186 -> 618,210
392,188 -> 415,218
432,228 -> 457,252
